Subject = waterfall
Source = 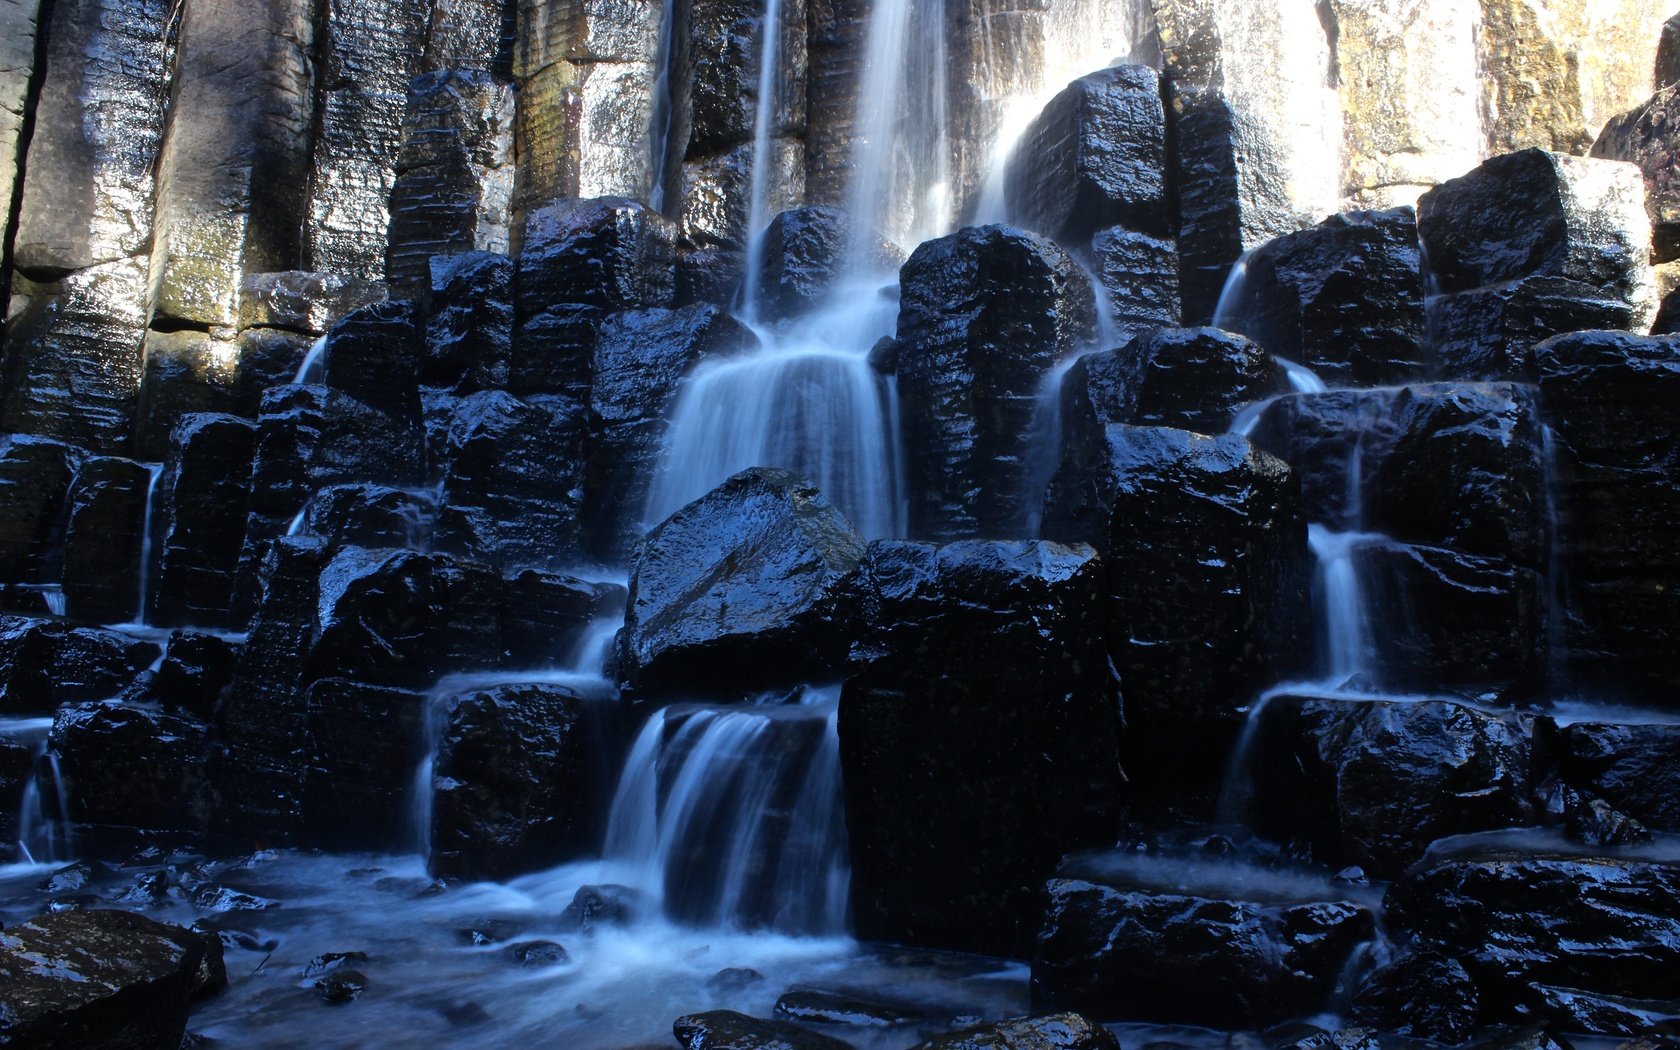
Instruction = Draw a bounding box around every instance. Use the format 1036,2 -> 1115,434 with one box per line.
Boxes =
601,687 -> 849,935
1308,526 -> 1377,686
736,0 -> 784,321
131,463 -> 164,626
647,0 -> 681,214
294,335 -> 328,384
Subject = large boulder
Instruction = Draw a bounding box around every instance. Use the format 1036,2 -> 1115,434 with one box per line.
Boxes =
1536,331 -> 1680,705
51,700 -> 209,836
301,483 -> 435,550
1219,207 -> 1427,387
1043,426 -> 1308,818
0,617 -> 158,715
581,304 -> 756,562
428,682 -> 613,880
1059,327 -> 1285,438
1089,226 -> 1180,337
1386,850 -> 1680,1031
1248,694 -> 1542,877
674,1010 -> 853,1050
1556,720 -> 1680,833
840,540 -> 1122,956
1419,150 -> 1657,379
749,206 -> 902,324
150,413 -> 257,629
1032,853 -> 1376,1029
515,196 -> 677,320
237,270 -> 389,337
1592,84 -> 1680,265
895,224 -> 1095,539
420,251 -> 515,393
0,910 -> 223,1048
908,1013 -> 1119,1050
1350,951 -> 1481,1045
1003,64 -> 1169,244
619,468 -> 864,699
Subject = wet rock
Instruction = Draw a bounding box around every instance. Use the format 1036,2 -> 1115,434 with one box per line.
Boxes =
385,72 -> 516,299
896,224 -> 1095,538
774,989 -> 924,1028
428,682 -> 607,881
679,139 -> 805,259
238,271 -> 390,337
1061,327 -> 1284,437
302,679 -> 425,850
557,884 -> 639,932
303,950 -> 368,977
10,0 -> 169,273
1387,852 -> 1680,1029
751,206 -> 903,325
0,736 -> 32,856
1536,331 -> 1680,705
1427,275 -> 1641,382
147,0 -> 314,328
435,391 -> 587,569
840,540 -> 1122,956
516,197 -> 678,319
1417,150 -> 1657,369
1032,860 -> 1374,1029
511,304 -> 601,401
0,435 -> 83,585
150,413 -> 258,629
421,252 -> 514,393
1089,227 -> 1180,337
316,969 -> 368,1004
687,0 -> 806,154
707,967 -> 766,995
132,330 -> 246,460
1655,287 -> 1680,336
228,385 -> 329,622
1525,987 -> 1680,1037
324,301 -> 423,430
0,0 -> 39,258
36,862 -> 98,895
909,1013 -> 1120,1050
304,0 -> 429,279
303,484 -> 434,550
0,257 -> 149,453
52,701 -> 209,835
0,909 -> 223,1046
1223,208 -> 1427,387
190,884 -> 278,913
498,570 -> 624,669
1043,426 -> 1307,817
1004,65 -> 1168,244
0,617 -> 158,715
673,1010 -> 855,1050
581,304 -> 756,561
505,940 -> 568,967
620,468 -> 864,699
1351,951 -> 1479,1044
1249,695 -> 1541,878
1558,721 -> 1680,833
1592,85 -> 1680,264
61,457 -> 153,623
1565,797 -> 1652,848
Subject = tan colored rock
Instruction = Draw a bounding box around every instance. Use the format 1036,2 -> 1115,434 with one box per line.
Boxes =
0,0 -> 41,265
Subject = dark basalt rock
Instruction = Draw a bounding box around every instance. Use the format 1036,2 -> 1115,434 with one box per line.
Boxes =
0,617 -> 159,715
1536,331 -> 1680,706
1556,720 -> 1680,833
909,1013 -> 1119,1050
840,539 -> 1121,957
516,197 -> 678,319
315,969 -> 368,1004
230,385 -> 328,623
0,736 -> 33,859
0,434 -> 84,585
619,468 -> 864,700
51,701 -> 209,835
498,570 -> 624,669
132,330 -> 244,461
687,0 -> 806,156
0,909 -> 224,1047
233,328 -> 316,415
1351,951 -> 1480,1045
422,252 -> 515,394
386,71 -> 514,299
151,413 -> 257,629
1248,695 -> 1541,878
303,483 -> 435,550
1043,426 -> 1307,818
511,303 -> 600,400
1060,327 -> 1284,438
557,884 -> 640,932
1222,207 -> 1427,387
1591,85 -> 1680,264
582,304 -> 757,562
773,989 -> 924,1028
674,1010 -> 855,1050
678,141 -> 804,261
325,300 -> 423,426
434,391 -> 587,570
428,682 -> 610,881
1385,852 -> 1680,1030
1563,796 -> 1652,849
1427,275 -> 1639,382
1524,986 -> 1680,1037
302,678 -> 426,850
239,271 -> 390,336
1004,64 -> 1168,244
751,206 -> 902,325
896,224 -> 1095,539
1655,287 -> 1680,335
61,456 -> 152,623
1661,12 -> 1680,90
505,939 -> 568,967
1032,860 -> 1374,1029
1089,226 -> 1180,336
140,631 -> 239,720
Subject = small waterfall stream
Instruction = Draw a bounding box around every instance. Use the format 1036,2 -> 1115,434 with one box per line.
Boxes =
131,462 -> 164,626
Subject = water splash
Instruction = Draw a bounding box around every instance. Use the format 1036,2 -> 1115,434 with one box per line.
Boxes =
294,335 -> 328,384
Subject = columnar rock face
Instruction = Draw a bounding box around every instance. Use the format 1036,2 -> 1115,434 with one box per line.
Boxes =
619,468 -> 863,698
1222,208 -> 1428,387
53,700 -> 210,833
385,71 -> 516,298
61,457 -> 152,623
895,225 -> 1095,539
1090,227 -> 1180,337
305,0 -> 430,278
0,617 -> 158,714
300,677 -> 423,847
12,0 -> 170,274
513,0 -> 661,210
134,330 -> 242,459
840,539 -> 1122,957
1558,720 -> 1680,832
1592,84 -> 1679,265
0,0 -> 40,253
0,436 -> 83,586
151,414 -> 257,628
1059,327 -> 1283,439
1003,65 -> 1169,245
1044,426 -> 1307,816
422,252 -> 514,392
1419,150 -> 1657,379
148,0 -> 316,328
1537,331 -> 1680,705
802,0 -> 865,206
1,258 -> 150,453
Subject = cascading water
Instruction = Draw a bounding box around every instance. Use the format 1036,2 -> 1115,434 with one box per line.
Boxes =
294,334 -> 328,384
647,0 -> 680,214
130,462 -> 164,626
736,0 -> 784,321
